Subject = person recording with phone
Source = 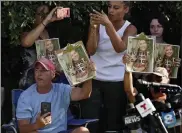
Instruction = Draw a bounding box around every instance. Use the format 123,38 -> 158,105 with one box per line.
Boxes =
19,5 -> 71,89
16,57 -> 95,133
85,1 -> 137,132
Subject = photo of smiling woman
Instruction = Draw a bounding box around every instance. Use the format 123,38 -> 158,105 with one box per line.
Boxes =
35,38 -> 61,71
155,44 -> 180,78
126,37 -> 155,73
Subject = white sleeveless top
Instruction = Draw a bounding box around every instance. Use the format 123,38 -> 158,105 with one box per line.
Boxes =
90,20 -> 131,81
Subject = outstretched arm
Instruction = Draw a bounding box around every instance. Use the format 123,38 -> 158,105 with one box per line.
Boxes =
123,54 -> 138,103
21,7 -> 64,47
71,79 -> 92,101
124,71 -> 138,103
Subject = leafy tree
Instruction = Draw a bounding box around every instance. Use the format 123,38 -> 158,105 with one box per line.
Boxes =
2,1 -> 182,86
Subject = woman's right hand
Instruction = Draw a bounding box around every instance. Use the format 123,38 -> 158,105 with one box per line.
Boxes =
43,7 -> 64,25
89,13 -> 99,29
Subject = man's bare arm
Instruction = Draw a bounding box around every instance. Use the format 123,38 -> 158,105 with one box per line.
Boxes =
71,79 -> 92,101
18,112 -> 50,133
18,119 -> 38,133
124,71 -> 138,103
105,23 -> 137,53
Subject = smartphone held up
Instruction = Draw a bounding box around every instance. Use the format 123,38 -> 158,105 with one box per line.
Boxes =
57,8 -> 70,19
41,102 -> 52,124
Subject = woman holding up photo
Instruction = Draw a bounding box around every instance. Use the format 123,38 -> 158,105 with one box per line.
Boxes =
85,1 -> 137,133
19,5 -> 69,89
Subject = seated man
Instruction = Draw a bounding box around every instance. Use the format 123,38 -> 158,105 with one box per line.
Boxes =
16,57 -> 94,133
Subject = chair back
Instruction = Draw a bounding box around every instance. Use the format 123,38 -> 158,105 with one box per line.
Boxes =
67,109 -> 74,121
12,89 -> 24,118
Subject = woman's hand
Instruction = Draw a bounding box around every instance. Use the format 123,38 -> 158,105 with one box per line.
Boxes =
90,10 -> 111,27
173,58 -> 181,67
43,7 -> 64,25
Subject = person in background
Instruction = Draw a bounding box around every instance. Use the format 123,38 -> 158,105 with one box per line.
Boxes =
85,1 -> 137,132
149,14 -> 167,43
16,58 -> 94,133
21,5 -> 63,65
19,5 -> 69,89
149,15 -> 181,83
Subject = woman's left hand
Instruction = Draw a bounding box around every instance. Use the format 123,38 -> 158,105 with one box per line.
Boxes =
90,10 -> 111,27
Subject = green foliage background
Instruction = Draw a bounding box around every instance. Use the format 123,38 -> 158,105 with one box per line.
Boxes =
2,1 -> 182,47
1,0 -> 182,91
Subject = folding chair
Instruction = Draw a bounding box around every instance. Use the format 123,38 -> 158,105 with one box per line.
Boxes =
2,89 -> 23,133
2,89 -> 99,133
67,109 -> 98,128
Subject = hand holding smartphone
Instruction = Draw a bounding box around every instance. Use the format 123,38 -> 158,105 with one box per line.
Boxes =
41,102 -> 52,123
57,8 -> 70,19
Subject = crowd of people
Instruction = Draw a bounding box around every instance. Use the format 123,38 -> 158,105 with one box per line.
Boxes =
4,1 -> 180,133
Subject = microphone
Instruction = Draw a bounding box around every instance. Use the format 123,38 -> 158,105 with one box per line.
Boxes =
135,94 -> 156,117
137,79 -> 182,93
134,93 -> 168,133
137,79 -> 181,88
123,103 -> 141,130
161,103 -> 177,128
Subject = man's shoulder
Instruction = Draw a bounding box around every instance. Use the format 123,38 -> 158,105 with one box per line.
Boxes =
20,84 -> 36,99
52,83 -> 71,92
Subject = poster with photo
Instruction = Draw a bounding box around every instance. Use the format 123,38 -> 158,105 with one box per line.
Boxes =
155,43 -> 181,78
35,38 -> 61,71
55,41 -> 96,86
126,33 -> 155,73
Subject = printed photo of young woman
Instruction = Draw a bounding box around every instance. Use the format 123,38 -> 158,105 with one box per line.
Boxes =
126,34 -> 155,73
35,38 -> 61,71
155,44 -> 181,78
56,41 -> 96,86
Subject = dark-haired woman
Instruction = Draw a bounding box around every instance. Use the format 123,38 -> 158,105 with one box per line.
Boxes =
84,1 -> 137,132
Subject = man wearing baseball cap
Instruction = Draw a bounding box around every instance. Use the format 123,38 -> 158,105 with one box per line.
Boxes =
16,57 -> 93,133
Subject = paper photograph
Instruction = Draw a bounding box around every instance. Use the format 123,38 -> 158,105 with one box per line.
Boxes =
126,33 -> 155,73
155,44 -> 181,78
35,38 -> 61,71
56,41 -> 95,86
